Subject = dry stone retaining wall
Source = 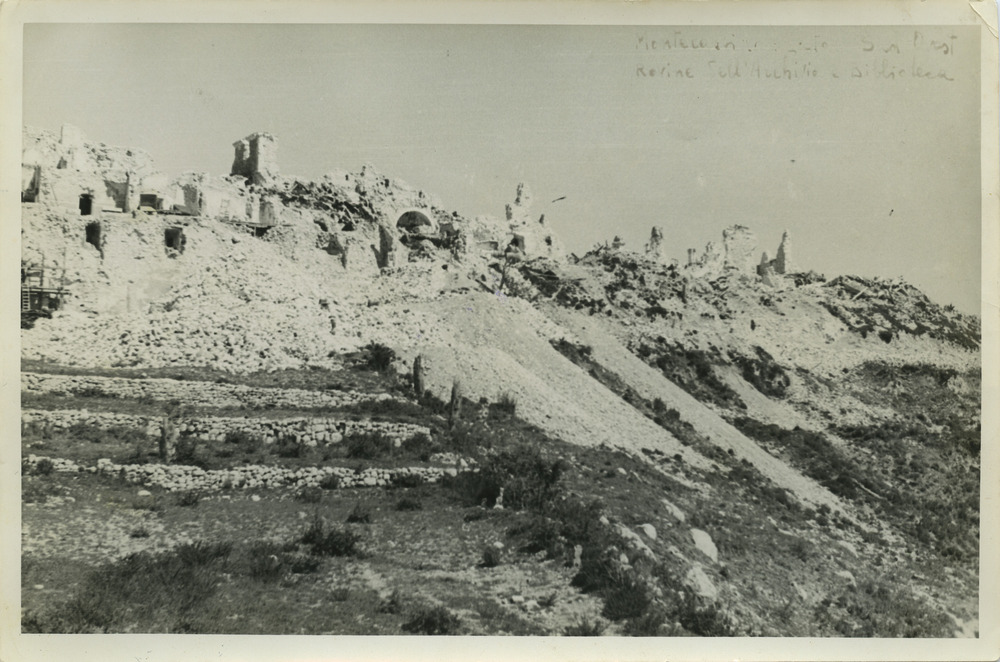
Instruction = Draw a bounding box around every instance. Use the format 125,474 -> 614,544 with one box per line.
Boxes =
22,408 -> 430,448
22,372 -> 395,410
23,454 -> 462,492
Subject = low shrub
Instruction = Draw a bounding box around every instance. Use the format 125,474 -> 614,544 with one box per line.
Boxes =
390,472 -> 425,488
319,474 -> 342,490
563,618 -> 606,636
23,545 -> 223,633
378,590 -> 405,615
401,605 -> 461,635
346,503 -> 372,524
495,392 -> 517,417
395,496 -> 423,512
66,422 -> 140,445
301,514 -> 327,545
401,432 -> 437,461
246,544 -> 287,583
623,608 -> 668,636
458,446 -> 565,510
294,486 -> 323,504
224,429 -> 262,450
345,431 -> 394,460
550,338 -> 594,362
306,525 -> 362,557
275,437 -> 309,459
361,342 -> 397,373
33,458 -> 55,476
174,490 -> 202,507
600,573 -> 652,621
176,541 -> 233,566
173,435 -> 199,465
480,546 -> 502,568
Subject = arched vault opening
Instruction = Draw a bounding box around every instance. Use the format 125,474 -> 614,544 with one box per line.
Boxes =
395,209 -> 436,233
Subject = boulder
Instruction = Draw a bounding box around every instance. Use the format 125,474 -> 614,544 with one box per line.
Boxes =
690,528 -> 719,563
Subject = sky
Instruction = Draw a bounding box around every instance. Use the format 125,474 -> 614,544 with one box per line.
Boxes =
22,23 -> 983,313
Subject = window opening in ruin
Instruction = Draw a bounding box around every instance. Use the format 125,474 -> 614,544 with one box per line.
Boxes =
85,222 -> 102,253
544,236 -> 553,247
164,227 -> 186,256
79,194 -> 94,216
511,236 -> 526,252
253,226 -> 269,238
139,194 -> 160,210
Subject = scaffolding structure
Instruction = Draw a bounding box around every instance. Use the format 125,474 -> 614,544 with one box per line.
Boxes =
21,257 -> 67,313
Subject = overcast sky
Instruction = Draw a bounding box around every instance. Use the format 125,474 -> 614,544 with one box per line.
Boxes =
23,23 -> 982,313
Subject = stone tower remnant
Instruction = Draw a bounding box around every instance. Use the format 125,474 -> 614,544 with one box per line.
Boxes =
645,226 -> 665,262
231,132 -> 279,187
757,230 -> 796,280
774,231 -> 795,274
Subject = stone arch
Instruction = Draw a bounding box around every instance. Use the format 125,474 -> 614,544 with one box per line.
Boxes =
394,208 -> 438,234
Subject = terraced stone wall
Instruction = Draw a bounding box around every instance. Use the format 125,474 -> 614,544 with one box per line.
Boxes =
22,409 -> 430,448
22,372 -> 395,410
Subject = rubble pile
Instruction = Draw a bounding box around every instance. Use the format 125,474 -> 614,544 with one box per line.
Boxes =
20,126 -> 582,373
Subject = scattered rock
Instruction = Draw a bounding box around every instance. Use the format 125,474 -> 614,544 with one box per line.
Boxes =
661,498 -> 686,523
639,523 -> 657,540
834,570 -> 856,585
684,563 -> 718,600
690,528 -> 719,563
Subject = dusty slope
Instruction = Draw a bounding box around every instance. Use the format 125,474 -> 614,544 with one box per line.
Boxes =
386,292 -> 713,472
545,305 -> 846,512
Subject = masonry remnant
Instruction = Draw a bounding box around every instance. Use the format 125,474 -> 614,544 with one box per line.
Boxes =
373,224 -> 402,269
646,226 -> 665,262
757,230 -> 797,280
231,133 -> 279,187
721,225 -> 758,273
774,231 -> 795,274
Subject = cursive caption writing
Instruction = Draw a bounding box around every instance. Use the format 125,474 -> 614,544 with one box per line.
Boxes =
634,31 -> 958,82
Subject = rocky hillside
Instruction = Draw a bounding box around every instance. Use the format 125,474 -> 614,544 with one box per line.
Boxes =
19,126 -> 981,637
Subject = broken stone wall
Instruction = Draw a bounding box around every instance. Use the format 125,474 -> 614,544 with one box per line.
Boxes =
722,225 -> 758,274
774,231 -> 795,274
231,133 -> 279,187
